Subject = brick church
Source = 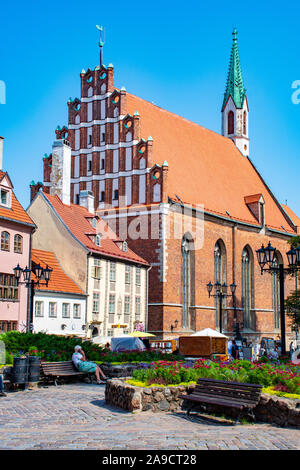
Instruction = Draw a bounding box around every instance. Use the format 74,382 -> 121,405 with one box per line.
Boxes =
30,29 -> 299,343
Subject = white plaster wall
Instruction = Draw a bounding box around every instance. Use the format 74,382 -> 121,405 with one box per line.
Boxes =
33,292 -> 86,337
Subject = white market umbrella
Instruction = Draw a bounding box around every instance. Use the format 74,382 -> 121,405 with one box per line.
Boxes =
91,336 -> 112,345
191,328 -> 228,338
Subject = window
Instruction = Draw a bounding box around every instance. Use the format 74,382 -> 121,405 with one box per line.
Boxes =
62,303 -> 70,318
135,297 -> 141,316
125,265 -> 131,284
242,247 -> 253,329
100,191 -> 105,202
109,294 -> 115,314
93,293 -> 100,313
92,259 -> 101,279
107,329 -> 113,337
14,234 -> 23,254
101,159 -> 105,170
88,134 -> 92,146
124,296 -> 130,315
73,304 -> 81,319
95,235 -> 101,247
35,301 -> 44,317
1,231 -> 10,251
113,189 -> 119,200
0,321 -> 17,332
0,273 -> 18,300
101,132 -> 106,143
122,241 -> 128,252
110,262 -> 116,282
214,241 -> 226,328
228,111 -> 234,135
272,257 -> 280,329
0,189 -> 8,206
243,111 -> 247,135
136,267 -> 141,286
181,237 -> 190,329
49,302 -> 57,317
88,160 -> 92,172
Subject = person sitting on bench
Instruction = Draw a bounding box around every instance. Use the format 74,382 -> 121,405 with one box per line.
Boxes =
72,345 -> 107,384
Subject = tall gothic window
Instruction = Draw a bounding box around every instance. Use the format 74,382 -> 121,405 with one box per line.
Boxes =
272,257 -> 280,329
228,111 -> 234,135
214,241 -> 226,328
242,247 -> 253,329
181,237 -> 190,329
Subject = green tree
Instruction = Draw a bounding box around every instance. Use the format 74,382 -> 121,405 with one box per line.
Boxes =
285,290 -> 300,330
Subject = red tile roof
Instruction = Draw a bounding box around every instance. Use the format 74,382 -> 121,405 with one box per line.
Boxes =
126,93 -> 295,233
42,193 -> 149,266
281,204 -> 300,232
0,171 -> 35,227
32,249 -> 84,295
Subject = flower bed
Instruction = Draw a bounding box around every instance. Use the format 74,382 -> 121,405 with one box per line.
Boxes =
132,359 -> 300,395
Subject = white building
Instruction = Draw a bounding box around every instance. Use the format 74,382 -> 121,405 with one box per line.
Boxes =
32,249 -> 86,336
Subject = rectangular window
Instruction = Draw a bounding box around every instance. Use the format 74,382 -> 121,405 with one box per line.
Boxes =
136,267 -> 141,286
101,132 -> 106,143
35,301 -> 44,317
107,329 -> 113,337
0,189 -> 8,206
100,191 -> 105,202
0,273 -> 18,300
49,302 -> 57,317
109,294 -> 115,314
101,159 -> 105,170
62,303 -> 70,318
93,293 -> 99,313
124,296 -> 130,315
125,265 -> 131,284
92,259 -> 101,279
73,304 -> 81,319
88,160 -> 92,172
110,262 -> 116,282
113,189 -> 119,200
135,297 -> 141,316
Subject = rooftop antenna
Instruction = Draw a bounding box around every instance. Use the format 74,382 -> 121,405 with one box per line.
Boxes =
96,25 -> 105,67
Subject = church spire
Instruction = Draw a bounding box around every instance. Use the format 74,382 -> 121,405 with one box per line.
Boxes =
221,29 -> 249,157
222,29 -> 246,111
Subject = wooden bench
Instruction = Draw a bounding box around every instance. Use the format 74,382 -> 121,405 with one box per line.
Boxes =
41,361 -> 93,386
179,377 -> 262,422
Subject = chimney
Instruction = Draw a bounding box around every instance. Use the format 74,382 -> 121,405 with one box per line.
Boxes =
50,139 -> 71,205
79,190 -> 95,214
0,137 -> 4,170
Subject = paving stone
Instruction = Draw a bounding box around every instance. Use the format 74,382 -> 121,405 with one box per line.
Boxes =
0,383 -> 299,450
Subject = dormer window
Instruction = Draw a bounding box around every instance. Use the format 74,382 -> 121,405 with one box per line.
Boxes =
91,217 -> 97,228
122,241 -> 128,252
244,194 -> 265,225
95,234 -> 102,246
0,189 -> 9,207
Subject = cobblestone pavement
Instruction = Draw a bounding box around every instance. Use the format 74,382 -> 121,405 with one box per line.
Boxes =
0,383 -> 299,450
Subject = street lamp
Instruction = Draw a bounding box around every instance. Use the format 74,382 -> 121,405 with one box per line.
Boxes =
256,242 -> 300,356
13,263 -> 53,332
206,281 -> 237,333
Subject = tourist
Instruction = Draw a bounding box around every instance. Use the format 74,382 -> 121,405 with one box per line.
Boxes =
228,339 -> 233,357
289,341 -> 295,360
231,340 -> 239,359
72,345 -> 107,384
0,374 -> 6,397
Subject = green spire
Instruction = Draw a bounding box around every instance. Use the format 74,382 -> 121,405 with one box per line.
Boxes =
222,29 -> 246,111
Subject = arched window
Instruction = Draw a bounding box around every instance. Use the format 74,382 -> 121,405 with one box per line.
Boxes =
214,241 -> 226,328
1,231 -> 10,251
181,237 -> 190,329
14,234 -> 23,254
242,247 -> 253,329
243,111 -> 247,135
272,256 -> 280,329
228,111 -> 234,135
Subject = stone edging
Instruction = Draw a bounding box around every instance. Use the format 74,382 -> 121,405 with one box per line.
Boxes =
105,378 -> 300,427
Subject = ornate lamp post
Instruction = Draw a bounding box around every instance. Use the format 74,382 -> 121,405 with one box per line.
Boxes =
13,263 -> 52,332
206,281 -> 237,334
256,242 -> 300,356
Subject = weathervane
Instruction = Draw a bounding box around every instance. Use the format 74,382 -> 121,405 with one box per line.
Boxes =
96,25 -> 105,67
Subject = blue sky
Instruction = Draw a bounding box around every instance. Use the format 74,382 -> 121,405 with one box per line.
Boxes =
0,0 -> 299,216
